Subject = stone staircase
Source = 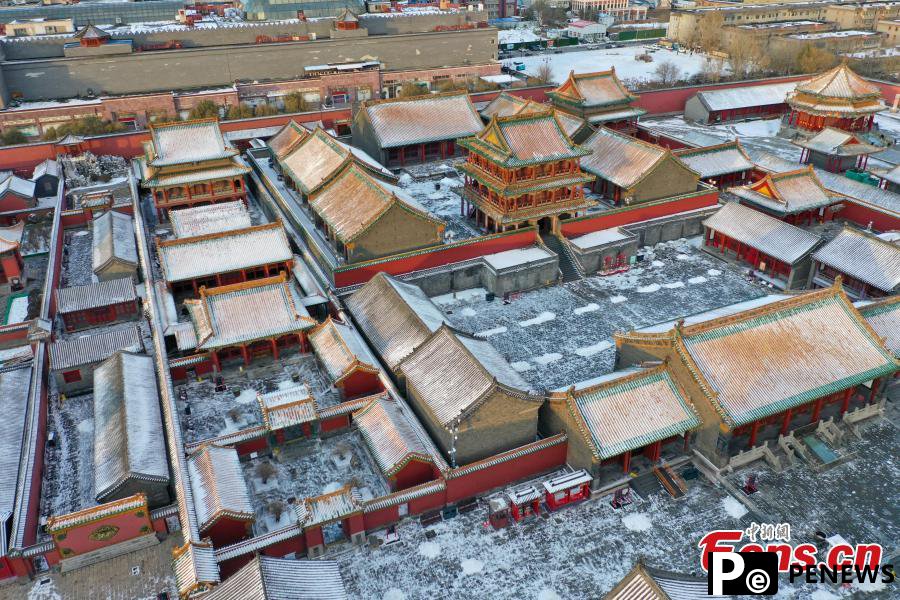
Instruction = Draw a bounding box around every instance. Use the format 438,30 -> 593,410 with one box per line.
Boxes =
539,232 -> 582,283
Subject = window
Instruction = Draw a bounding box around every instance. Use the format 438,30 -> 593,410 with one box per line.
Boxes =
62,370 -> 82,384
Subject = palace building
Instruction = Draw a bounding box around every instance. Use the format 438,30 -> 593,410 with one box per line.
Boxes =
479,92 -> 592,143
547,69 -> 646,133
673,141 -> 755,189
308,316 -> 383,400
793,127 -> 883,173
810,227 -> 900,299
267,120 -> 311,161
92,210 -> 138,283
615,284 -> 898,467
56,277 -> 139,333
138,119 -> 250,219
858,296 -> 900,359
729,166 -> 840,225
786,63 -> 886,134
187,444 -> 255,547
458,111 -> 595,233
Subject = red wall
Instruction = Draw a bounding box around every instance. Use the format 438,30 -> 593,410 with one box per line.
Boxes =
53,506 -> 152,557
392,459 -> 438,492
206,518 -> 251,548
560,189 -> 719,237
340,371 -> 383,400
332,229 -> 539,288
636,75 -> 810,115
839,200 -> 900,232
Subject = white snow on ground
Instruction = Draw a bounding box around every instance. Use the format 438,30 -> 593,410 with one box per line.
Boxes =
432,288 -> 488,306
511,361 -> 534,372
534,352 -> 563,365
573,303 -> 600,315
637,284 -> 661,293
519,311 -> 556,327
461,559 -> 484,575
708,269 -> 722,276
234,388 -> 258,404
651,260 -> 665,267
721,496 -> 749,519
676,254 -> 691,261
610,295 -> 627,304
383,590 -> 407,600
810,591 -> 841,600
622,512 -> 653,532
475,326 -> 508,338
461,308 -> 477,317
418,542 -> 440,558
27,578 -> 62,600
537,590 -> 563,600
510,46 -> 719,84
574,340 -> 613,357
5,296 -> 28,324
688,276 -> 707,284
662,281 -> 685,289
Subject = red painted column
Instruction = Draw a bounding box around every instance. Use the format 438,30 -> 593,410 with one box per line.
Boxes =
748,420 -> 760,448
649,440 -> 661,462
271,339 -> 279,360
621,450 -> 631,473
780,408 -> 793,436
869,378 -> 881,403
211,351 -> 221,372
811,397 -> 824,423
841,388 -> 853,414
241,344 -> 250,366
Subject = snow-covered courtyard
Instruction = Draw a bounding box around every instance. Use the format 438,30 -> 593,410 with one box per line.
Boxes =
507,46 -> 722,85
396,167 -> 481,244
436,237 -> 765,391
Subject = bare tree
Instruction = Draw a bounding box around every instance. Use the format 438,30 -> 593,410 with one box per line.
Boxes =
255,461 -> 277,485
728,37 -> 768,79
797,44 -> 837,74
534,59 -> 553,85
227,407 -> 242,423
700,56 -> 726,83
268,500 -> 285,522
654,61 -> 681,86
697,13 -> 725,53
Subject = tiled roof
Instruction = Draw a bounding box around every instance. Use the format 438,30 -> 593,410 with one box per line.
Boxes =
296,486 -> 361,527
399,325 -> 534,427
49,325 -> 144,371
0,221 -> 25,254
0,174 -> 35,199
267,120 -> 310,160
674,141 -> 754,178
169,201 -> 252,238
677,288 -> 897,426
205,556 -> 348,600
187,445 -> 254,530
280,128 -> 353,195
550,69 -> 637,108
606,562 -> 722,600
460,112 -> 590,167
93,351 -> 169,501
582,127 -> 691,189
793,63 -> 882,100
560,367 -> 700,460
74,24 -> 109,40
184,274 -> 316,350
92,210 -> 137,272
308,317 -> 379,383
148,119 -> 236,167
56,277 -> 137,315
346,273 -> 449,370
308,163 -> 441,244
353,393 -> 433,477
813,227 -> 900,292
793,127 -> 882,157
730,166 -> 835,214
361,92 -> 484,148
480,94 -> 589,139
703,202 -> 821,265
479,92 -> 528,119
0,364 -> 31,531
858,296 -> 900,357
693,81 -> 795,112
158,221 -> 292,283
46,494 -> 147,532
257,385 -> 317,431
33,158 -> 60,180
143,162 -> 249,188
173,542 -> 220,598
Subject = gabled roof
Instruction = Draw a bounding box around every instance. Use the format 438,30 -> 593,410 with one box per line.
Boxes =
267,120 -> 310,160
812,227 -> 900,293
169,201 -> 252,238
0,174 -> 35,199
359,92 -> 484,149
353,393 -> 434,477
308,316 -> 379,384
295,485 -> 361,527
606,561 -> 722,600
74,24 -> 110,40
398,325 -> 535,428
205,556 -> 348,600
673,140 -> 754,178
549,69 -> 638,108
703,202 -> 821,265
622,286 -> 898,427
158,221 -> 292,283
881,164 -> 900,187
307,163 -> 442,244
459,112 -> 590,167
793,127 -> 883,157
794,63 -> 882,101
49,325 -> 144,371
0,221 -> 25,254
187,445 -> 254,530
858,296 -> 900,358
730,166 -> 835,214
56,277 -> 137,315
257,385 -> 317,431
335,7 -> 358,22
92,210 -> 137,272
32,158 -> 60,181
147,118 -> 236,167
581,127 -> 697,190
174,542 -> 220,599
692,81 -> 795,113
184,274 -> 316,350
479,94 -> 589,139
346,272 -> 449,370
0,363 -> 31,546
93,351 -> 169,502
554,366 -> 699,460
479,91 -> 529,120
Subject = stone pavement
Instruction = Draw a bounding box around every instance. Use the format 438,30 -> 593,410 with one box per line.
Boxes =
0,534 -> 179,600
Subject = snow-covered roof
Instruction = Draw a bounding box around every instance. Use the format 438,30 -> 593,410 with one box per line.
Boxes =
692,82 -> 795,112
93,351 -> 170,501
461,111 -> 590,167
32,158 -> 60,180
549,69 -> 638,109
482,246 -> 554,270
0,221 -> 25,254
185,274 -> 316,350
205,556 -> 348,600
857,296 -> 900,357
280,128 -> 356,195
174,542 -> 220,598
558,366 -> 699,459
49,325 -> 144,371
346,272 -> 449,370
148,118 -> 236,167
296,485 -> 362,527
0,364 -> 31,542
92,210 -> 137,273
673,141 -> 754,178
187,445 -> 254,530
267,120 -> 310,160
399,325 -> 535,427
169,200 -> 252,238
541,469 -> 591,494
353,393 -> 433,477
56,277 -> 137,315
793,63 -> 883,101
793,127 -> 882,157
812,227 -> 900,293
570,227 -> 631,250
308,317 -> 379,384
730,166 -> 835,215
142,161 -> 250,188
582,127 -> 691,189
257,385 -> 317,431
607,561 -> 722,600
702,202 -> 821,265
360,92 -> 483,149
158,221 -> 292,283
0,174 -> 35,199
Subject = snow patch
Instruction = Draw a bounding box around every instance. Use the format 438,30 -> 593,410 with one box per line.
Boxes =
651,260 -> 665,267
511,361 -> 534,372
574,340 -> 612,357
383,590 -> 407,600
622,513 -> 653,532
610,295 -> 627,304
573,303 -> 599,315
77,419 -> 91,435
637,284 -> 661,293
461,559 -> 483,575
323,481 -> 343,494
534,353 -> 563,365
73,230 -> 89,237
707,269 -> 722,276
5,296 -> 28,324
519,311 -> 556,327
662,282 -> 685,289
475,326 -> 508,338
676,254 -> 691,261
537,590 -> 562,600
809,591 -> 841,600
418,541 -> 441,558
461,307 -> 477,317
688,276 -> 707,284
431,288 -> 488,306
235,389 -> 258,404
722,496 -> 749,519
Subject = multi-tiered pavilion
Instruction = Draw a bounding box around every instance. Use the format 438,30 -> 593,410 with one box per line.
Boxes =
458,111 -> 595,233
785,63 -> 886,134
547,69 -> 646,133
